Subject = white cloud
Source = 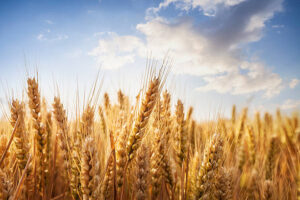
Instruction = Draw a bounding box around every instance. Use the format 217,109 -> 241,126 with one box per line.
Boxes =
88,32 -> 144,69
45,20 -> 54,24
272,24 -> 284,28
37,34 -> 45,41
66,49 -> 83,58
146,0 -> 247,17
281,99 -> 300,110
89,0 -> 285,97
196,62 -> 283,98
93,32 -> 106,37
87,10 -> 96,14
37,32 -> 68,41
289,78 -> 299,89
55,34 -> 69,41
136,19 -> 234,75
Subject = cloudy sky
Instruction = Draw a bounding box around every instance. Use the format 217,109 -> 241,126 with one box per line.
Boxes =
0,0 -> 299,119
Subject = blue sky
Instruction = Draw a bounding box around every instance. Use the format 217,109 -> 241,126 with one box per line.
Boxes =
0,0 -> 299,119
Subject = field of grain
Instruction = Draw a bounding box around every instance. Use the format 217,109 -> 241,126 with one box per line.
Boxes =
0,69 -> 299,200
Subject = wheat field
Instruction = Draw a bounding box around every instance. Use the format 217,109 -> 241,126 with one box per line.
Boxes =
0,68 -> 299,200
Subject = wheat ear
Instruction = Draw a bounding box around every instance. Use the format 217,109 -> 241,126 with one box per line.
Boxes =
127,77 -> 159,161
195,133 -> 223,199
135,144 -> 149,200
81,137 -> 100,200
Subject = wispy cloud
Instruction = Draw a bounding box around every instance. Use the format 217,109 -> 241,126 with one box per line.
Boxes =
37,34 -> 45,40
45,20 -> 54,24
289,78 -> 299,89
146,0 -> 248,18
281,99 -> 300,110
272,24 -> 284,34
88,32 -> 144,69
196,62 -> 283,98
93,32 -> 110,37
66,49 -> 83,58
87,10 -> 96,14
37,32 -> 68,41
272,24 -> 284,28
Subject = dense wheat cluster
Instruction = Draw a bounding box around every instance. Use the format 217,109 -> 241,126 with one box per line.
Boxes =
0,70 -> 299,200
